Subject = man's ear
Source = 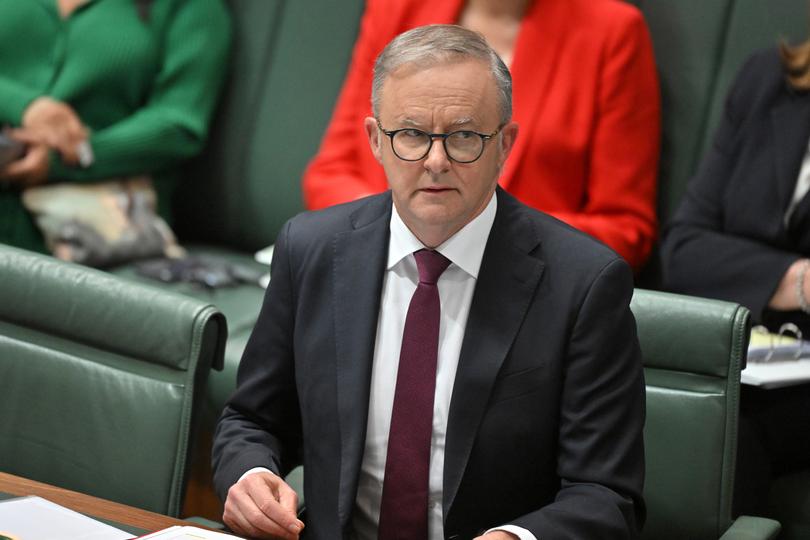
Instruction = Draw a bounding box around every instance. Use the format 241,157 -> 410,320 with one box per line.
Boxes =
364,117 -> 383,164
498,122 -> 519,162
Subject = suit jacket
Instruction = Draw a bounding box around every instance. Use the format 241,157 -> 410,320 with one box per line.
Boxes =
212,189 -> 645,539
301,0 -> 660,271
662,48 -> 810,332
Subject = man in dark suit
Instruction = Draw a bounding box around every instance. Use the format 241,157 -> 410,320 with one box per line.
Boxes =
212,24 -> 645,540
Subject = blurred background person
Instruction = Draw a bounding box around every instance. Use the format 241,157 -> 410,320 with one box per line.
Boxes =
663,44 -> 810,336
0,0 -> 230,254
303,0 -> 660,271
662,42 -> 810,517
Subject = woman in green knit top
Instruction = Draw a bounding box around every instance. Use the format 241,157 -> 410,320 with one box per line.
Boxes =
0,0 -> 231,253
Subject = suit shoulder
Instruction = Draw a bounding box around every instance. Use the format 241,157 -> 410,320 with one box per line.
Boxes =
280,193 -> 390,249
503,201 -> 635,317
725,47 -> 787,116
540,213 -> 625,270
507,196 -> 628,278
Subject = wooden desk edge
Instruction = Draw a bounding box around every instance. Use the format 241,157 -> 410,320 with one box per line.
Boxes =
0,471 -> 190,531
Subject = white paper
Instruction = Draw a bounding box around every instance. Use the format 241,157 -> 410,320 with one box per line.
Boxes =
741,358 -> 810,388
254,244 -> 274,266
0,496 -> 134,540
254,244 -> 273,289
138,525 -> 241,539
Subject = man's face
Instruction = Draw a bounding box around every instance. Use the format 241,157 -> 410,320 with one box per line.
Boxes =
365,59 -> 518,245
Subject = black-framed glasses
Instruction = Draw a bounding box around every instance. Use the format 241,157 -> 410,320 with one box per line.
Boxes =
376,119 -> 501,163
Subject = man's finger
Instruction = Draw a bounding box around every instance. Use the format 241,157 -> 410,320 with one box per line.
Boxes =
224,500 -> 278,540
225,484 -> 299,540
276,480 -> 300,517
247,479 -> 304,536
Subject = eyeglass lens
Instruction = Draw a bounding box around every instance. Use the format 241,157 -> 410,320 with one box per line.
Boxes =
393,130 -> 484,162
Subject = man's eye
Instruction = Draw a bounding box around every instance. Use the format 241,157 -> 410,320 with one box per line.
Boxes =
453,131 -> 475,140
401,129 -> 424,138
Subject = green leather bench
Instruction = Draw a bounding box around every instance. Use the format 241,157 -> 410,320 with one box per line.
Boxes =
0,245 -> 226,517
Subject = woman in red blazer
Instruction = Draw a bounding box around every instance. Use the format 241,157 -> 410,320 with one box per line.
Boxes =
302,0 -> 660,271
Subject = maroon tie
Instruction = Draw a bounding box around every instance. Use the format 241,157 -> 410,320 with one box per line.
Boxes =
378,249 -> 451,540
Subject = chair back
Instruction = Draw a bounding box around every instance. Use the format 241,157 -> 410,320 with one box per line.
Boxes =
0,246 -> 226,516
631,289 -> 749,539
174,0 -> 365,250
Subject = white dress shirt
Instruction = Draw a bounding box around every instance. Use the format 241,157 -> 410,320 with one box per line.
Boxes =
785,140 -> 810,226
244,193 -> 535,540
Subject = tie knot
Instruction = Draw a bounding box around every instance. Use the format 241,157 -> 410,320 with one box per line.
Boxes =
414,249 -> 451,285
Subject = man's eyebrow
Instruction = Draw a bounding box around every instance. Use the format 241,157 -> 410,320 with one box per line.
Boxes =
398,117 -> 422,127
451,117 -> 475,127
394,117 -> 478,129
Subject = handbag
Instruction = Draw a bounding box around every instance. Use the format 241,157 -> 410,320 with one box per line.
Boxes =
22,176 -> 184,268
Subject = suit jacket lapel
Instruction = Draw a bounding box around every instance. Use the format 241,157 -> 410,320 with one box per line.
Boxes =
332,193 -> 392,526
443,190 -> 545,516
771,92 -> 810,214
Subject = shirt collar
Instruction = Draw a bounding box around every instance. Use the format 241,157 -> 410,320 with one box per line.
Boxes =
387,192 -> 497,279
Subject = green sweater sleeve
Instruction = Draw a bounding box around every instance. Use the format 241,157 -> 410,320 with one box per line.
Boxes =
0,76 -> 39,125
50,0 -> 231,182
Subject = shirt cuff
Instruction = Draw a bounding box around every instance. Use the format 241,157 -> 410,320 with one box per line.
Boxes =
486,524 -> 538,540
238,466 -> 276,483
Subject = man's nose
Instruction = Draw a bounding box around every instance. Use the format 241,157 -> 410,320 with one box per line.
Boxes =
422,138 -> 451,174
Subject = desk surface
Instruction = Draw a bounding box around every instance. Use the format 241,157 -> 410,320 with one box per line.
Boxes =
0,471 -> 190,534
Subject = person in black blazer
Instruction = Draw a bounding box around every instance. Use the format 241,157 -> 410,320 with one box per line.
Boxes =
662,45 -> 810,515
212,25 -> 645,540
662,46 -> 810,335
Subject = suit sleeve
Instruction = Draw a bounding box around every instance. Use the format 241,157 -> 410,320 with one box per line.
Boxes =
661,53 -> 798,319
301,0 -> 393,210
547,11 -> 660,271
511,258 -> 646,539
212,220 -> 303,501
49,0 -> 231,182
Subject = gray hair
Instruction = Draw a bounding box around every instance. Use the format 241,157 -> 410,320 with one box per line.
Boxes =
371,24 -> 513,124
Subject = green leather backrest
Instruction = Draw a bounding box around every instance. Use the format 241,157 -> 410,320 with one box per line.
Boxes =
631,289 -> 750,540
633,0 -> 735,224
174,0 -> 365,251
0,245 -> 226,516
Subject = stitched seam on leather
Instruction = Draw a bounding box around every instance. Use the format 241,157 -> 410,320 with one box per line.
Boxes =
721,305 -> 746,534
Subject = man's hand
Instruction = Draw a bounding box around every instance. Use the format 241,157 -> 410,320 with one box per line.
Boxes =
474,532 -> 519,540
223,471 -> 305,540
0,133 -> 49,187
22,97 -> 88,165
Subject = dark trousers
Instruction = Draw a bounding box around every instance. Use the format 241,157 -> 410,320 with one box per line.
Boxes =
734,383 -> 810,516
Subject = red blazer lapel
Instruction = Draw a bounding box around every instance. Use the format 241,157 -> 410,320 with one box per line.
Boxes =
500,0 -> 568,190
